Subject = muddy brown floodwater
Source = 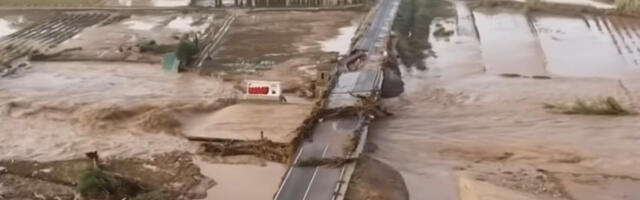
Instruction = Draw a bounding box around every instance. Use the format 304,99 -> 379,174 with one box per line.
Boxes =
0,61 -> 238,161
102,0 -> 191,7
369,0 -> 640,200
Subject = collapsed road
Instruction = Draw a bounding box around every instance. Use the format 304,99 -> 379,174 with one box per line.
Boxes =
273,0 -> 399,199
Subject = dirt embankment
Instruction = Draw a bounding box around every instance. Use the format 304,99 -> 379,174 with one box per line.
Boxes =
0,152 -> 214,200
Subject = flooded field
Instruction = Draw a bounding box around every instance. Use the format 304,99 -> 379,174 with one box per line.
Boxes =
0,6 -> 368,199
103,0 -> 192,7
0,0 -> 192,7
201,11 -> 362,93
533,13 -> 640,77
473,7 -> 547,76
50,11 -> 226,61
368,0 -> 640,199
195,159 -> 287,200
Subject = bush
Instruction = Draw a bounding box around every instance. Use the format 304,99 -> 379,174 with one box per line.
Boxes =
77,168 -> 142,200
176,40 -> 199,66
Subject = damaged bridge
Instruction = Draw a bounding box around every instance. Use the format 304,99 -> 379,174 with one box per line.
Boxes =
273,0 -> 400,199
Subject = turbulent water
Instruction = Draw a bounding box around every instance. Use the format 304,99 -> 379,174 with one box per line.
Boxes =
0,61 -> 238,161
369,1 -> 640,199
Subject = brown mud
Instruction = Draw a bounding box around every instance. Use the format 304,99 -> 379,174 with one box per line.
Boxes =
200,11 -> 362,95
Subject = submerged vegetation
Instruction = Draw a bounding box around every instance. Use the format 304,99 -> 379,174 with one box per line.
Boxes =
615,0 -> 640,14
392,0 -> 454,70
543,97 -> 633,115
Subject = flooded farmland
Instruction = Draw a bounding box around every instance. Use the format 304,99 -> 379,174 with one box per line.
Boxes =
103,0 -> 192,7
1,0 -> 640,198
473,7 -> 547,76
368,0 -> 640,199
0,4 -> 367,198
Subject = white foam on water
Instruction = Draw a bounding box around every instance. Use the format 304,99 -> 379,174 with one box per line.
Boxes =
320,24 -> 357,55
123,19 -> 159,30
167,16 -> 209,33
118,0 -> 132,6
152,0 -> 190,7
544,0 -> 615,9
109,0 -> 189,7
0,19 -> 18,38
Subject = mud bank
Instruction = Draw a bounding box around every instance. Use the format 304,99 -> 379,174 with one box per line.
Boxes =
0,152 -> 213,199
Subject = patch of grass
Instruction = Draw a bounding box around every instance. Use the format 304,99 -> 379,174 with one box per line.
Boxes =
0,0 -> 102,6
543,96 -> 633,115
132,191 -> 169,200
77,168 -> 143,200
615,0 -> 640,14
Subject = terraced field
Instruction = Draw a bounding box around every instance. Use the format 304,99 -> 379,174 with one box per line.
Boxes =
0,0 -> 102,6
0,13 -> 112,66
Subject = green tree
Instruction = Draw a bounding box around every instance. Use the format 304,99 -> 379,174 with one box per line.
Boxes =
176,40 -> 199,66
